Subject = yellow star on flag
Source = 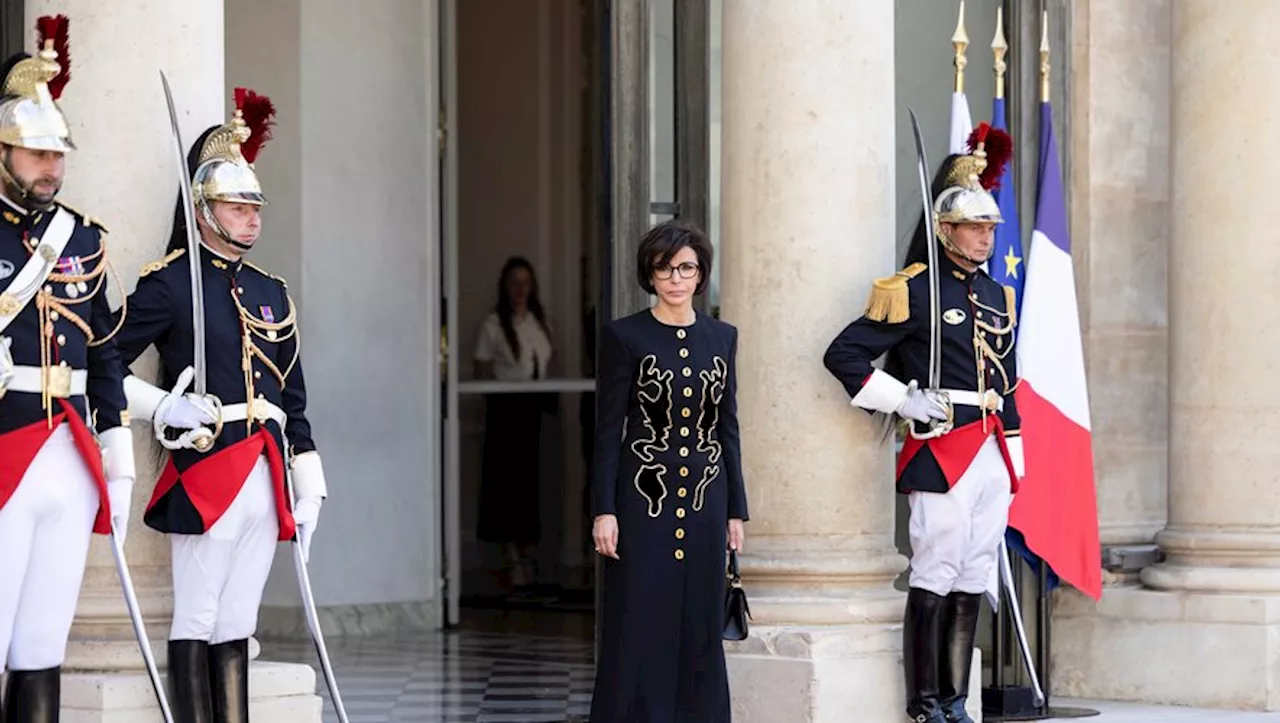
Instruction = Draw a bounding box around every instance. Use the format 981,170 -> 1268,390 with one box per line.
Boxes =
1004,247 -> 1023,279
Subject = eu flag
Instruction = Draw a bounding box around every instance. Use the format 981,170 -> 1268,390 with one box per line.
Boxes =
988,97 -> 1024,315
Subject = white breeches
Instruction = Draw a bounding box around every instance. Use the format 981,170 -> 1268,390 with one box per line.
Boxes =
169,455 -> 278,644
0,424 -> 98,672
907,436 -> 1012,597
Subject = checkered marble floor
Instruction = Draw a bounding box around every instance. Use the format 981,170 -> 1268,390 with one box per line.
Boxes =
261,622 -> 1277,723
263,627 -> 595,723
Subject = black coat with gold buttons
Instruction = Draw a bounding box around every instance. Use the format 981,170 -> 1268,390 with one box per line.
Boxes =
589,308 -> 746,723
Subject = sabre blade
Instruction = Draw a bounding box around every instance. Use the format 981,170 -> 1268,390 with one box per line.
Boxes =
283,445 -> 351,723
110,527 -> 176,723
907,108 -> 943,392
160,71 -> 208,397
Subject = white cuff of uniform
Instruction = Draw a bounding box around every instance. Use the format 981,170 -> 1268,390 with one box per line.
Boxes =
123,374 -> 167,425
100,426 -> 136,482
291,451 -> 328,500
1005,435 -> 1025,478
850,369 -> 909,416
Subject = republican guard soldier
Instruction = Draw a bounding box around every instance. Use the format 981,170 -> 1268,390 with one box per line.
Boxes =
824,124 -> 1023,723
114,89 -> 328,723
0,16 -> 137,721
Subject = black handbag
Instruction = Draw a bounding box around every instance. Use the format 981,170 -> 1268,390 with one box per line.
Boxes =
722,549 -> 751,641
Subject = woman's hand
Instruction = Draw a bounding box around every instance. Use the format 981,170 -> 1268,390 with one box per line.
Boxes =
727,518 -> 746,552
593,514 -> 620,559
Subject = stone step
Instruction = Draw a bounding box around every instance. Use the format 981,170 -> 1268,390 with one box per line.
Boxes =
60,660 -> 321,723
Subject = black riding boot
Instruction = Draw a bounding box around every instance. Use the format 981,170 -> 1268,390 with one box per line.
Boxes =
209,639 -> 250,723
169,640 -> 214,723
903,587 -> 948,723
940,592 -> 982,722
3,667 -> 60,723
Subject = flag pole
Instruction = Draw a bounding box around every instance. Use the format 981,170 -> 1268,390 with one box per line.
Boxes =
1035,8 -> 1053,713
989,3 -> 1010,698
952,0 -> 969,94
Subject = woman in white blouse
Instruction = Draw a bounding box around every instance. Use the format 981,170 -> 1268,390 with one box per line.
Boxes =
473,257 -> 556,592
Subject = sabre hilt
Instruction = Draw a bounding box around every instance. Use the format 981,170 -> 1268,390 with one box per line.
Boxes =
906,387 -> 955,441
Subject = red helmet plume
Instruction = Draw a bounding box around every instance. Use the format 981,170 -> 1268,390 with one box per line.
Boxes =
234,87 -> 276,164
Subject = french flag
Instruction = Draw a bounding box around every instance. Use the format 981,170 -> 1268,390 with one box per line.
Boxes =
1006,100 -> 1103,601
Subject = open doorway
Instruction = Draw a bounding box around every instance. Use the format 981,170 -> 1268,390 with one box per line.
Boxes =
442,0 -> 607,638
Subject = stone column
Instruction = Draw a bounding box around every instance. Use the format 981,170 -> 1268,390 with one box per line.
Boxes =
1053,1 -> 1280,711
21,0 -> 319,717
718,2 -> 951,720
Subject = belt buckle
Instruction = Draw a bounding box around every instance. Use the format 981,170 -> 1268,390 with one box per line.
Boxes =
47,365 -> 73,398
981,389 -> 1001,412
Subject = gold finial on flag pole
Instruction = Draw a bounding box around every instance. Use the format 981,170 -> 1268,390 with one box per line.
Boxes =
1039,9 -> 1051,102
992,6 -> 1008,100
952,0 -> 969,93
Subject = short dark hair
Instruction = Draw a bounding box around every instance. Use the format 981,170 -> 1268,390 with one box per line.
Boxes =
635,219 -> 714,295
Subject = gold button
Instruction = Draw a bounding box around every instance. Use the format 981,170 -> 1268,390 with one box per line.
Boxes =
681,408 -> 691,418
675,528 -> 685,539
676,329 -> 686,339
680,426 -> 690,437
682,367 -> 692,377
674,549 -> 685,560
678,487 -> 687,497
679,348 -> 689,358
56,334 -> 66,346
683,387 -> 693,398
50,311 -> 59,321
679,447 -> 689,457
43,285 -> 52,294
676,508 -> 686,519
238,287 -> 245,295
679,466 -> 689,477
254,371 -> 262,379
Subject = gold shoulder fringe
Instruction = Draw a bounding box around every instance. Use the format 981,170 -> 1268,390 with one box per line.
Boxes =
1004,284 -> 1018,327
139,248 -> 186,278
244,260 -> 288,287
864,262 -> 926,323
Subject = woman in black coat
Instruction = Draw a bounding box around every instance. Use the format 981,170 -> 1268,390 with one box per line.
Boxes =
588,221 -> 749,723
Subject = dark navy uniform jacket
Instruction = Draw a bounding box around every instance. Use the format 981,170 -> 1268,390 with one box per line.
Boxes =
113,244 -> 315,532
824,252 -> 1020,494
0,201 -> 128,436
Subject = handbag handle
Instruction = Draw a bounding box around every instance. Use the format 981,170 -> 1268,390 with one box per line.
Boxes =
727,549 -> 741,586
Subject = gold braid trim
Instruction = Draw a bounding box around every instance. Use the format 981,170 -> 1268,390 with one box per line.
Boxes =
1004,285 -> 1018,327
232,287 -> 301,432
864,262 -> 926,324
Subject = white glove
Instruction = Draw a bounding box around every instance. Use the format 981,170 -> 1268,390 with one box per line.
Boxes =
0,336 -> 13,392
107,477 -> 133,543
1006,435 -> 1025,479
896,388 -> 949,424
155,367 -> 219,430
292,497 -> 323,562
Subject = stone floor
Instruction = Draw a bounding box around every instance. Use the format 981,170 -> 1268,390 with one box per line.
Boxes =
259,609 -> 1276,723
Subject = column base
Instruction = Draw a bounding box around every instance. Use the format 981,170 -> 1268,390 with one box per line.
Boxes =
1053,584 -> 1280,711
57,660 -> 321,722
724,602 -> 982,722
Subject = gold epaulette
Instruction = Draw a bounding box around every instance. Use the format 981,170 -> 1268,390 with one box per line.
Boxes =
864,262 -> 926,323
56,201 -> 109,233
244,260 -> 288,288
139,248 -> 186,278
1004,285 -> 1018,327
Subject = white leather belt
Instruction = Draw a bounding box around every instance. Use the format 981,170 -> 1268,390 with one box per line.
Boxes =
221,400 -> 287,429
6,365 -> 88,398
940,389 -> 1004,413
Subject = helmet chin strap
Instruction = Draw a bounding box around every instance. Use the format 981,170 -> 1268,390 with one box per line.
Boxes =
0,149 -> 55,213
198,200 -> 254,254
938,234 -> 985,267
